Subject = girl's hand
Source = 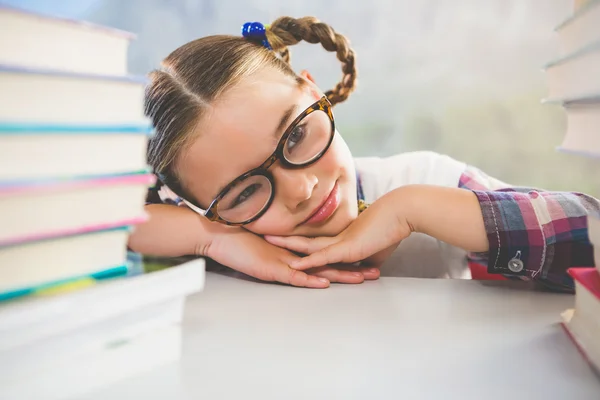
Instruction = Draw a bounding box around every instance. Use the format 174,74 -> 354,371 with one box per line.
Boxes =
266,184 -> 491,271
203,224 -> 380,288
265,189 -> 413,270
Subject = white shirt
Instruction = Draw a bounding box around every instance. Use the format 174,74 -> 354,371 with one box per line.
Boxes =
354,151 -> 472,279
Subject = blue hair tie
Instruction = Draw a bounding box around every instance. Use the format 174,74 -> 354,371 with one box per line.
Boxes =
242,22 -> 272,50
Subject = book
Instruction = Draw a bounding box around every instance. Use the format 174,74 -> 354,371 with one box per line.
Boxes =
0,257 -> 204,351
0,122 -> 152,181
0,172 -> 155,246
556,98 -> 600,156
547,0 -> 600,380
587,212 -> 600,274
0,258 -> 205,400
543,40 -> 600,103
0,226 -> 132,301
0,64 -> 147,124
561,268 -> 600,376
0,5 -> 132,75
554,0 -> 600,57
0,10 -> 200,400
0,324 -> 182,400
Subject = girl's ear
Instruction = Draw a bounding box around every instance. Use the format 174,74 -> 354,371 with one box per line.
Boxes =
299,70 -> 323,100
299,69 -> 316,84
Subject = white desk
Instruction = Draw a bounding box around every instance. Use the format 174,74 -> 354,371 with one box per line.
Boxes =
82,272 -> 600,400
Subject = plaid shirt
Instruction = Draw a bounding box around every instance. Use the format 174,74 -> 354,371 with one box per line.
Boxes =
458,165 -> 599,291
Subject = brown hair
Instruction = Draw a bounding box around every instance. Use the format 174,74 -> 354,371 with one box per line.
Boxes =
145,16 -> 357,201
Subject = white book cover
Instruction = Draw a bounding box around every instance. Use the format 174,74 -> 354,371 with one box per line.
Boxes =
0,325 -> 183,400
0,172 -> 154,246
0,227 -> 131,299
543,40 -> 600,102
0,258 -> 205,399
0,258 -> 205,352
0,65 -> 147,125
555,98 -> 600,157
0,5 -> 133,76
554,0 -> 600,57
0,122 -> 153,181
587,212 -> 600,275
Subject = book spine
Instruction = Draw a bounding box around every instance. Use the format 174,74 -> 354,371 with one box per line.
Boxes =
0,122 -> 153,134
0,264 -> 129,302
0,172 -> 156,196
0,219 -> 143,248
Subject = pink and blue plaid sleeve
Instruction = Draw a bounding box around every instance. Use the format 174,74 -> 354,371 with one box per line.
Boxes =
459,165 -> 599,291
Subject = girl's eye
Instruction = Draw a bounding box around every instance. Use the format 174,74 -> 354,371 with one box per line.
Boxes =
286,124 -> 307,152
230,183 -> 260,208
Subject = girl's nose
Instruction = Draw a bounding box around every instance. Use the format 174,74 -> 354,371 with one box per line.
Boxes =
272,167 -> 318,211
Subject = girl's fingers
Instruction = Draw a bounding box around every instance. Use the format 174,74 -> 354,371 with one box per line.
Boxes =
309,267 -> 365,284
329,264 -> 380,281
273,265 -> 330,288
358,267 -> 380,280
289,243 -> 348,270
264,235 -> 337,255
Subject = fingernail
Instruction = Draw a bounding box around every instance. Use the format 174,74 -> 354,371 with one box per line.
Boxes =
352,272 -> 363,277
368,268 -> 378,273
318,278 -> 329,283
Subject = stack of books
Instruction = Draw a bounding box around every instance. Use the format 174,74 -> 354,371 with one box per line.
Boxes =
0,5 -> 205,400
543,0 -> 600,156
543,0 -> 600,377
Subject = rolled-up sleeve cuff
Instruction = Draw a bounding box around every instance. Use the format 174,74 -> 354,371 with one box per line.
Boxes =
471,190 -> 546,278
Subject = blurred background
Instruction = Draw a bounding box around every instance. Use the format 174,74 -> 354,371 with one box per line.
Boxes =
7,0 -> 599,196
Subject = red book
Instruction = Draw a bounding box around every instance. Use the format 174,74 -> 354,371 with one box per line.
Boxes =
569,267 -> 600,301
561,268 -> 600,377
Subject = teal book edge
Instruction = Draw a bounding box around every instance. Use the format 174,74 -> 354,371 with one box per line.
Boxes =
0,121 -> 154,135
0,251 -> 147,303
0,264 -> 129,302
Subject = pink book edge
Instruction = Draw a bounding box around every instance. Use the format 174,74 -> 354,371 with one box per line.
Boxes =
568,267 -> 600,301
0,173 -> 156,197
560,322 -> 600,378
0,216 -> 147,248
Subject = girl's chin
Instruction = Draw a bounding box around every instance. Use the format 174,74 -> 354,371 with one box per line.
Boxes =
249,199 -> 357,238
303,207 -> 355,237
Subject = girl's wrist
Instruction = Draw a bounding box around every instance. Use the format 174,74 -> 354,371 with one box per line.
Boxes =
391,185 -> 488,252
383,185 -> 418,227
195,215 -> 243,258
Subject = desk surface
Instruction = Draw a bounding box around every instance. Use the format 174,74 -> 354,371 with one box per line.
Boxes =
83,272 -> 600,400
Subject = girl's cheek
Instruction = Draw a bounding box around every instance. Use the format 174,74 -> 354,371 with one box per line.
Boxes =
324,135 -> 354,176
245,206 -> 296,236
321,142 -> 343,169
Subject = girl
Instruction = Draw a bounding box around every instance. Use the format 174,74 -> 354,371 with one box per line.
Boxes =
130,16 -> 599,291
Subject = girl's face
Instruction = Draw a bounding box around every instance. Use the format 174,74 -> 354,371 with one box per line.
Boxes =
177,68 -> 358,237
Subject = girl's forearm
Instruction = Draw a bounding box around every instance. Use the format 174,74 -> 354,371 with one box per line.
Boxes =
402,185 -> 489,252
128,204 -> 209,257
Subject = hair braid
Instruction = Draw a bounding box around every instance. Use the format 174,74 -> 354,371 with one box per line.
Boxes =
266,17 -> 357,106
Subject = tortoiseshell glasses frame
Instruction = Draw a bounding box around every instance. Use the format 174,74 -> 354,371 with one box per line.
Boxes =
186,95 -> 335,226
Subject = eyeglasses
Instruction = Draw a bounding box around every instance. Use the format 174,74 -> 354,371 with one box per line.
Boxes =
183,96 -> 336,226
